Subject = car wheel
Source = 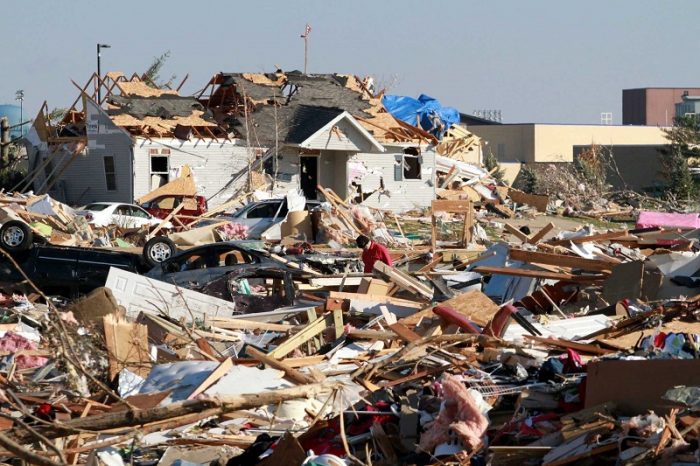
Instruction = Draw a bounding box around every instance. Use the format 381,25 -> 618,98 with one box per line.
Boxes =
143,236 -> 177,267
0,221 -> 33,252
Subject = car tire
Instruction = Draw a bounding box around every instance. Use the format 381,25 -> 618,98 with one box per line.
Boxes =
143,236 -> 177,267
0,221 -> 34,252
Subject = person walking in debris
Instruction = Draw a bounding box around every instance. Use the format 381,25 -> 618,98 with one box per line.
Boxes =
356,234 -> 393,273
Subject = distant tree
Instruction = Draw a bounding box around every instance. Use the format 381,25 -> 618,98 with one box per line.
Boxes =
660,115 -> 699,200
143,51 -> 176,89
483,148 -> 505,183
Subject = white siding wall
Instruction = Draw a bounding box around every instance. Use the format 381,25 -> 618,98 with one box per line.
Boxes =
36,99 -> 134,206
132,138 -> 253,208
351,147 -> 436,212
268,146 -> 435,212
302,119 -> 374,152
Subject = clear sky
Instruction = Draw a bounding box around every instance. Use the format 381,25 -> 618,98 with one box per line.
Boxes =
1,0 -> 698,125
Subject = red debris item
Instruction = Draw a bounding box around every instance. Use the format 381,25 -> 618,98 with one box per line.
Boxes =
34,403 -> 55,421
483,304 -> 518,337
433,305 -> 481,333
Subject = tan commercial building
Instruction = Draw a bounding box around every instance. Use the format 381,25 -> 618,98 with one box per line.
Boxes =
470,124 -> 670,192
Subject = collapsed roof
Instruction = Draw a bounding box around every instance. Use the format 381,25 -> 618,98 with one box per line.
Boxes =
197,71 -> 438,146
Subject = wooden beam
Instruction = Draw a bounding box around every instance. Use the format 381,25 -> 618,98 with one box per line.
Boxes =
508,249 -> 613,273
548,229 -> 629,246
504,223 -> 531,243
472,266 -> 605,282
528,222 -> 556,244
246,346 -> 319,385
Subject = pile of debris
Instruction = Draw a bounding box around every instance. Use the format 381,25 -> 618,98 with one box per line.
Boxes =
0,186 -> 698,466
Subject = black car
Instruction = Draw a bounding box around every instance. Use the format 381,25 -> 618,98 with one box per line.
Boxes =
0,244 -> 148,297
143,240 -> 296,289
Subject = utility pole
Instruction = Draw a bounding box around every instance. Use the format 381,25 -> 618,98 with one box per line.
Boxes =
97,43 -> 111,103
300,24 -> 311,75
0,117 -> 9,170
14,90 -> 24,136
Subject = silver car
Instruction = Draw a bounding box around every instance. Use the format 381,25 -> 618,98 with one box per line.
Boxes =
219,199 -> 321,239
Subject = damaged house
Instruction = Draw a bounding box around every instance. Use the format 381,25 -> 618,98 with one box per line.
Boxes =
23,70 -> 482,211
23,72 -> 255,208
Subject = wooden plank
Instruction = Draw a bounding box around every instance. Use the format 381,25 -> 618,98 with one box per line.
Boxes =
508,188 -> 549,212
268,311 -> 336,359
400,289 -> 499,327
504,223 -> 530,243
523,335 -> 613,355
246,346 -> 319,385
373,261 -> 433,300
328,291 -> 423,308
187,357 -> 233,400
548,229 -> 629,246
431,199 -> 472,213
528,222 -> 556,244
509,249 -> 614,273
388,323 -> 421,342
103,314 -> 150,381
206,317 -> 293,332
472,266 -> 605,282
148,203 -> 184,238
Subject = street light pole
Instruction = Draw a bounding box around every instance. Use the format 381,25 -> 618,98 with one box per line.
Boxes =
14,90 -> 24,136
96,43 -> 111,104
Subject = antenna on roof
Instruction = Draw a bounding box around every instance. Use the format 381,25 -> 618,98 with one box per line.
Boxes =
300,23 -> 311,75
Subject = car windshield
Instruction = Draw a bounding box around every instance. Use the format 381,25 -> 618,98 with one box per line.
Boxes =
84,203 -> 111,211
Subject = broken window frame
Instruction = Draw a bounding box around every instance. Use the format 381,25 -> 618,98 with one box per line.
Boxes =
394,151 -> 423,181
103,156 -> 117,191
150,156 -> 169,174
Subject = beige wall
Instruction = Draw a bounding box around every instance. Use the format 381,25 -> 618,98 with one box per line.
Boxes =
472,124 -> 669,163
534,125 -> 669,162
471,124 -> 670,186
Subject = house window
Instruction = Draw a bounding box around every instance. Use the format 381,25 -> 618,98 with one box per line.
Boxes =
150,156 -> 169,174
394,147 -> 422,181
103,156 -> 117,191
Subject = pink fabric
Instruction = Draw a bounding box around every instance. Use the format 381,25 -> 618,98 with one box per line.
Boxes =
636,211 -> 700,230
0,332 -> 36,352
418,374 -> 489,453
0,332 -> 47,369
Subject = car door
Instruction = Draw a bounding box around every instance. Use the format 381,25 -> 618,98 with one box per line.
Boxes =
75,249 -> 141,292
112,204 -> 136,228
240,202 -> 283,238
28,246 -> 79,294
128,205 -> 157,227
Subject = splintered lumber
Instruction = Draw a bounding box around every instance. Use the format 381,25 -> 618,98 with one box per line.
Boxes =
267,310 -> 341,359
206,317 -> 293,332
328,291 -> 423,309
523,336 -> 613,355
246,346 -> 319,385
472,266 -> 606,283
7,382 -> 340,443
373,261 -> 433,300
508,249 -> 614,273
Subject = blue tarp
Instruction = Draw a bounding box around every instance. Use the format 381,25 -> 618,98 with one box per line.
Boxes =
381,94 -> 460,138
